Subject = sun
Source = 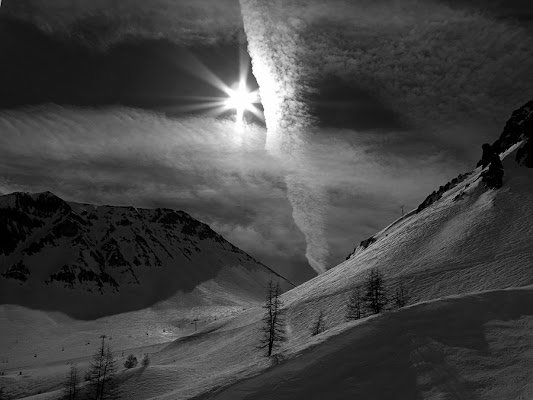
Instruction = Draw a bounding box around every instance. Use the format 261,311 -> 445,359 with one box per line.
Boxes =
160,52 -> 263,128
224,81 -> 259,123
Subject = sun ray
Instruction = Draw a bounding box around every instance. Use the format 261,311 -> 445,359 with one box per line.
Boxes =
165,48 -> 262,126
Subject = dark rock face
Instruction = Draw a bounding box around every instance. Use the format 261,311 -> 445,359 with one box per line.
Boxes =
360,236 -> 376,250
475,100 -> 533,185
475,142 -> 505,189
481,147 -> 504,189
345,236 -> 377,260
477,143 -> 496,168
0,192 -> 68,256
1,261 -> 30,282
0,208 -> 44,256
488,100 -> 533,156
416,172 -> 470,213
0,193 -> 239,292
516,139 -> 533,167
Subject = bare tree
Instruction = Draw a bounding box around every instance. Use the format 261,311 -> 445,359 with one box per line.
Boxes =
364,268 -> 388,314
310,310 -> 327,336
141,353 -> 150,368
101,346 -> 120,400
63,363 -> 80,400
345,285 -> 363,321
88,336 -> 121,400
394,279 -> 410,309
258,280 -> 286,357
88,336 -> 106,400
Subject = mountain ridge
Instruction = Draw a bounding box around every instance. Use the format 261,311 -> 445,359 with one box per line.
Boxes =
0,191 -> 293,318
346,100 -> 533,259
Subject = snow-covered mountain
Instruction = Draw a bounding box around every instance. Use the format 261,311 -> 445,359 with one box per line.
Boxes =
0,192 -> 293,318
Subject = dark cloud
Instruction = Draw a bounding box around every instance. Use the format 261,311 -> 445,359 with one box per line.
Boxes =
0,15 -> 262,123
437,0 -> 533,24
2,0 -> 243,46
308,76 -> 409,131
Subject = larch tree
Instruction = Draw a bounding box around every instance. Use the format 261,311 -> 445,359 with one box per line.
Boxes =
62,363 -> 80,400
364,268 -> 388,314
345,284 -> 363,321
101,346 -> 121,400
310,310 -> 327,336
88,336 -> 121,400
394,279 -> 410,309
141,353 -> 150,368
258,280 -> 286,357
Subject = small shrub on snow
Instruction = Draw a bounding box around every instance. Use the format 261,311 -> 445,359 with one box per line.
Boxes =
124,354 -> 138,369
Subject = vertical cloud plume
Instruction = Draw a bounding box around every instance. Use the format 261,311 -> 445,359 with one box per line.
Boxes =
240,0 -> 329,273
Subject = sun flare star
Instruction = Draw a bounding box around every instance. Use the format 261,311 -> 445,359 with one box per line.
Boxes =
224,81 -> 259,124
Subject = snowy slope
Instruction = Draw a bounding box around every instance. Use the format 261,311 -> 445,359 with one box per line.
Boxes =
0,192 -> 293,318
202,286 -> 533,400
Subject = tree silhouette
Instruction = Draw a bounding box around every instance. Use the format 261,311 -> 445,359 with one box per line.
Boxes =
62,363 -> 80,400
364,268 -> 388,314
102,347 -> 121,400
141,353 -> 150,368
258,280 -> 286,357
345,285 -> 364,321
123,355 -> 137,369
310,310 -> 327,336
394,279 -> 410,309
87,336 -> 121,399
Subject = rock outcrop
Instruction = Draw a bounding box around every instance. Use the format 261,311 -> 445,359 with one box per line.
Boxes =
416,173 -> 470,213
478,143 -> 504,189
489,100 -> 533,156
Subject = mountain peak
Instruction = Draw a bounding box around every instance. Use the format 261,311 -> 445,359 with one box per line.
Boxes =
0,191 -> 293,318
488,99 -> 533,157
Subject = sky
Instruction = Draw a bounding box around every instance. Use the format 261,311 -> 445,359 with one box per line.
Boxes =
0,0 -> 532,284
